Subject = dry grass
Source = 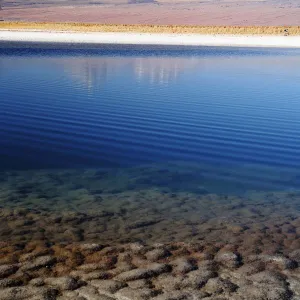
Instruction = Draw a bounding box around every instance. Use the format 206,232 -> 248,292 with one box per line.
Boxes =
1,22 -> 300,35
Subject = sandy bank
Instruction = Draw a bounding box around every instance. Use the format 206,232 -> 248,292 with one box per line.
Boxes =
1,30 -> 300,48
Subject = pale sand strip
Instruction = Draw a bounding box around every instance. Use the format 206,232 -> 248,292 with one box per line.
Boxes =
1,30 -> 300,48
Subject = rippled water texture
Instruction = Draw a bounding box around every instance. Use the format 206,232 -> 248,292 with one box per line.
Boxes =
1,46 -> 300,249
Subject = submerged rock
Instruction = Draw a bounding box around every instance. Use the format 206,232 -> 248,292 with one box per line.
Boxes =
248,271 -> 286,286
172,258 -> 197,274
0,286 -> 57,300
248,254 -> 297,270
127,279 -> 151,289
44,276 -> 79,290
215,252 -> 241,269
181,269 -> 217,289
204,278 -> 237,295
145,248 -> 171,262
81,271 -> 111,281
289,249 -> 300,264
126,220 -> 161,230
153,290 -> 208,300
77,285 -> 115,300
0,265 -> 18,279
0,278 -> 22,288
21,256 -> 56,271
115,287 -> 157,300
115,263 -> 170,282
152,274 -> 182,291
79,243 -> 104,253
90,279 -> 127,294
29,278 -> 44,287
115,269 -> 154,282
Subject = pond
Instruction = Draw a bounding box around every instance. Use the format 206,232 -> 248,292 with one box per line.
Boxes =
0,44 -> 300,299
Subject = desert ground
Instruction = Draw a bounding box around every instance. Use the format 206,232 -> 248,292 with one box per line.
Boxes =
1,1 -> 300,25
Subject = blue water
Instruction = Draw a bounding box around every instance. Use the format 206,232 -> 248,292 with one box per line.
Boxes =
1,45 -> 300,192
2,45 -> 300,248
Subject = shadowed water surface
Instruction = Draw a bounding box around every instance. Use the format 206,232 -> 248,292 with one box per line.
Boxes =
1,45 -> 300,248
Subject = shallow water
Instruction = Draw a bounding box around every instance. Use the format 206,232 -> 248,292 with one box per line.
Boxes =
1,45 -> 300,248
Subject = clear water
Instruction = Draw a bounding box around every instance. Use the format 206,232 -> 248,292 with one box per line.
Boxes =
1,45 -> 300,246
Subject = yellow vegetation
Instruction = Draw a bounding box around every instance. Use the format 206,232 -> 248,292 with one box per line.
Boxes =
1,22 -> 300,35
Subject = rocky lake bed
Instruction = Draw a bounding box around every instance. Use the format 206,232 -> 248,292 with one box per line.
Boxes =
1,165 -> 300,299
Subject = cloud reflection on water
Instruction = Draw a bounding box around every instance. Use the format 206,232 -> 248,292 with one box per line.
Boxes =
60,55 -> 202,90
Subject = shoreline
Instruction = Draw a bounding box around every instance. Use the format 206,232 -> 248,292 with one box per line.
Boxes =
1,30 -> 300,48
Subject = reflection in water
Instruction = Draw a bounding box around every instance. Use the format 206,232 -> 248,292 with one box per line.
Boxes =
61,56 -> 201,90
134,57 -> 198,84
64,58 -> 109,91
1,48 -> 300,174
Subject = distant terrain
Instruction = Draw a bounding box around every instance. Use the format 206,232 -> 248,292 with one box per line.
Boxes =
1,22 -> 300,35
2,0 -> 300,8
0,0 -> 300,25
